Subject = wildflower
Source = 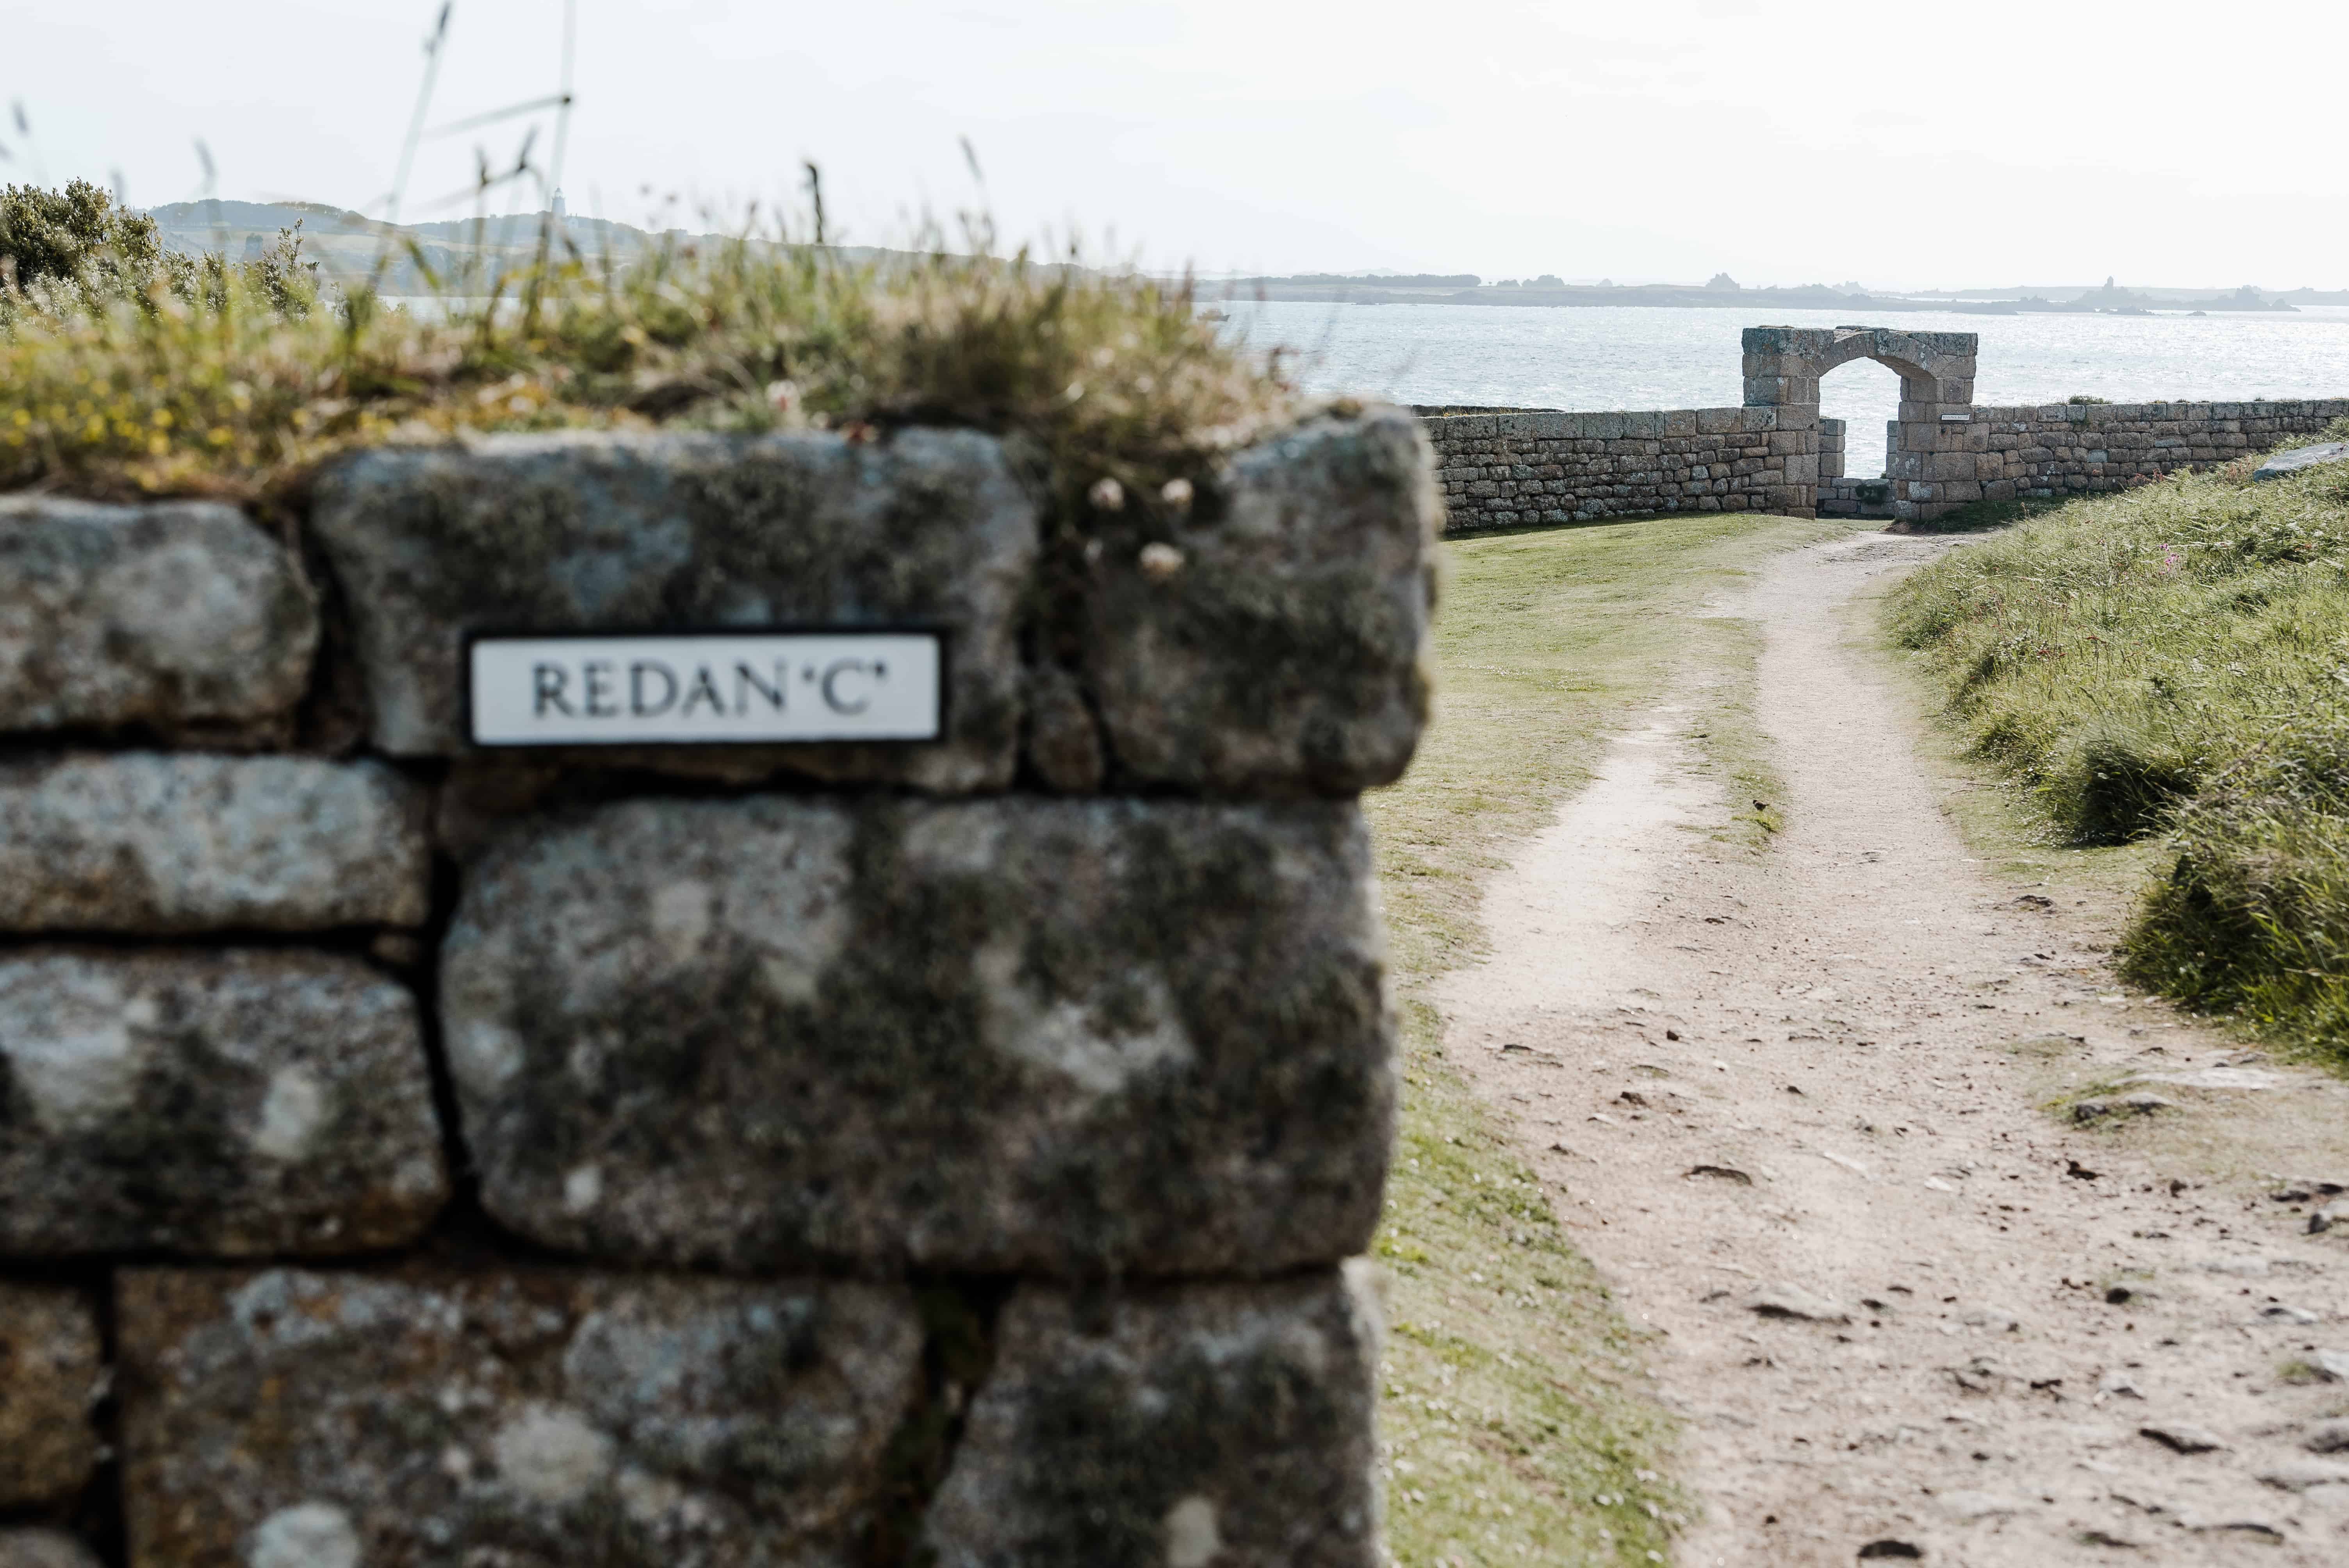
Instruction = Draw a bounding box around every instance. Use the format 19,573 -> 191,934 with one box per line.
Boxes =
1138,542 -> 1184,579
1160,477 -> 1194,510
1088,476 -> 1125,511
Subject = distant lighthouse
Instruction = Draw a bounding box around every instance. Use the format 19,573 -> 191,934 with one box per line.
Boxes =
551,189 -> 568,221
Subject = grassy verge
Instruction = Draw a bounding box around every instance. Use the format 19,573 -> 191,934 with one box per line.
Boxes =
1364,509 -> 1846,1565
1885,446 -> 2349,1060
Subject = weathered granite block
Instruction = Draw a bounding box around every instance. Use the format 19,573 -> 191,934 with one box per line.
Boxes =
117,1268 -> 921,1568
441,794 -> 1392,1276
0,1284 -> 101,1507
0,951 -> 445,1256
0,754 -> 430,933
1082,409 -> 1438,795
922,1267 -> 1383,1567
310,429 -> 1039,791
0,497 -> 317,734
0,1533 -> 101,1568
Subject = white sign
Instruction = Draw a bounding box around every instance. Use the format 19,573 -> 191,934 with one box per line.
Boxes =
469,631 -> 943,747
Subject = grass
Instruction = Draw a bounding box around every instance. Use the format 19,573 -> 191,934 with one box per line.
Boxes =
0,184 -> 1295,543
1886,437 -> 2349,1060
1363,508 -> 1847,1565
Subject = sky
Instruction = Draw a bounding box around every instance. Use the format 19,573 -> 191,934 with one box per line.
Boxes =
9,0 -> 2349,290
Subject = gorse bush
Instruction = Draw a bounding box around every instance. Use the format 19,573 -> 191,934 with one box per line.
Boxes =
1891,459 -> 2349,1056
0,188 -> 1297,527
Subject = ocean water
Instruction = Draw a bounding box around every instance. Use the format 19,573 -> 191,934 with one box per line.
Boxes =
1214,301 -> 2349,478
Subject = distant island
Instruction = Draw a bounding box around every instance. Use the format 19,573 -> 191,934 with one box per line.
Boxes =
1202,270 -> 2340,315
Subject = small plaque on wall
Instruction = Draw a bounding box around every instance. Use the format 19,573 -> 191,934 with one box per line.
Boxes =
468,631 -> 944,747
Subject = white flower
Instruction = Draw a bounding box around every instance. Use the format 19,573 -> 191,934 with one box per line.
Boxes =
1088,476 -> 1126,511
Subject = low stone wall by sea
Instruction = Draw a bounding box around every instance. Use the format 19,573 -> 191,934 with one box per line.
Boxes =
1423,329 -> 2345,529
1428,394 -> 2349,531
0,410 -> 1439,1568
1818,398 -> 2349,518
1419,405 -> 1816,531
1918,398 -> 2349,502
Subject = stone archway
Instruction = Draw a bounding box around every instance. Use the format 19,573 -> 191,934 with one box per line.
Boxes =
1741,326 -> 1980,520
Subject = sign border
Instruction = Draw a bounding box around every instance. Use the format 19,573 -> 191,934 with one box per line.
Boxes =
461,624 -> 952,750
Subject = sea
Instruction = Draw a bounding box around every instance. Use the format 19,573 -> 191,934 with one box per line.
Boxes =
1212,302 -> 2349,478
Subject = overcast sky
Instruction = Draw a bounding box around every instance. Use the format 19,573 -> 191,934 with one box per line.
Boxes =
10,0 -> 2347,289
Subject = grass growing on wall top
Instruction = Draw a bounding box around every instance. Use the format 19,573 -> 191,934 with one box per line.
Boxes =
1364,508 -> 1845,1565
0,182 -> 1296,522
1887,441 -> 2349,1058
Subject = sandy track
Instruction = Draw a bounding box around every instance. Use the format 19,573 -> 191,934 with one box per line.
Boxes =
1435,532 -> 2349,1566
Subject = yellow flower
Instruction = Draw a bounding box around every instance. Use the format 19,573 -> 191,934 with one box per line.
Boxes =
208,427 -> 233,446
151,409 -> 175,429
148,433 -> 170,456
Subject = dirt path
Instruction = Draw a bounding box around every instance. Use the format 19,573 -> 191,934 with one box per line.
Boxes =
1436,532 -> 2349,1566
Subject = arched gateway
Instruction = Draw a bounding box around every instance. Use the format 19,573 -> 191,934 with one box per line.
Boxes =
1741,326 -> 1980,520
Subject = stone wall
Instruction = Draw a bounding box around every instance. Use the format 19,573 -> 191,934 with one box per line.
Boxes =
1419,404 -> 1814,531
1426,323 -> 2349,529
1887,398 -> 2349,508
1820,399 -> 2349,519
0,409 -> 1438,1568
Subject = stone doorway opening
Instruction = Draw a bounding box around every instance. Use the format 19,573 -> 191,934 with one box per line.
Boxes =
1818,355 -> 1903,484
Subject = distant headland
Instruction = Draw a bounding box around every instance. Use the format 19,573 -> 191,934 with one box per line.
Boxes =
1205,271 -> 2343,315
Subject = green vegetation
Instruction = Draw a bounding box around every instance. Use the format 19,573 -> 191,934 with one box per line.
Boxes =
1365,509 -> 1842,1564
1,180 -> 320,325
1888,442 -> 2349,1057
2,180 -> 180,294
0,181 -> 1289,532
